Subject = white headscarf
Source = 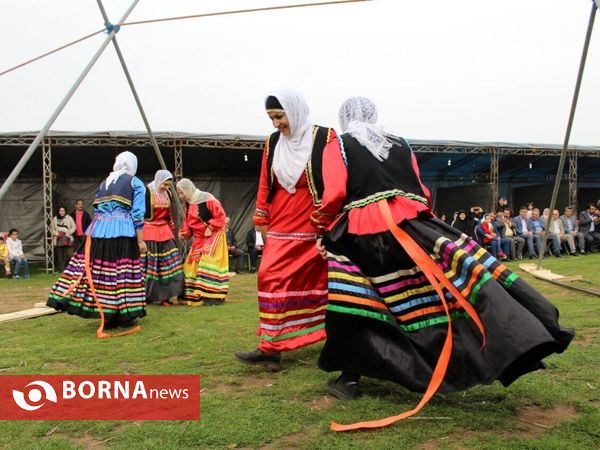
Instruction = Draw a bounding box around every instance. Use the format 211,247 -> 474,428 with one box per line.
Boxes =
267,89 -> 314,194
338,97 -> 393,162
176,178 -> 213,205
148,169 -> 173,192
106,151 -> 138,186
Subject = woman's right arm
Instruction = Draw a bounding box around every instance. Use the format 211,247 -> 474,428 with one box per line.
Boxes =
310,136 -> 346,234
253,139 -> 271,228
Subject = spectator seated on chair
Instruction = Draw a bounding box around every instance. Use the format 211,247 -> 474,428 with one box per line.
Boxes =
548,209 -> 578,256
560,206 -> 585,254
6,228 -> 30,279
246,226 -> 264,273
478,213 -> 508,260
498,208 -> 525,259
578,203 -> 600,253
225,217 -> 244,274
512,206 -> 538,259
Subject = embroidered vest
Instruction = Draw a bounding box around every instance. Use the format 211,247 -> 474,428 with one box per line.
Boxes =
340,134 -> 429,211
144,188 -> 172,221
94,174 -> 134,207
265,125 -> 334,206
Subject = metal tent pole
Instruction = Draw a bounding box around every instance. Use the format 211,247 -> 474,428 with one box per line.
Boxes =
96,0 -> 185,224
536,1 -> 597,269
0,0 -> 140,202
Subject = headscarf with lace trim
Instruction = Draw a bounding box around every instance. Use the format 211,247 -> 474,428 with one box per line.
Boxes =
338,96 -> 393,162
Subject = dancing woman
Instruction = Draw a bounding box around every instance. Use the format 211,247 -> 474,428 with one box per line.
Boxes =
47,151 -> 147,335
176,178 -> 229,306
142,170 -> 184,305
312,97 -> 573,431
234,89 -> 338,371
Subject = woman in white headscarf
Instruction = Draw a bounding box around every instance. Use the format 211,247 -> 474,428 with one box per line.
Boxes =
142,170 -> 184,305
47,151 -> 147,337
311,97 -> 573,431
176,178 -> 229,306
234,89 -> 339,371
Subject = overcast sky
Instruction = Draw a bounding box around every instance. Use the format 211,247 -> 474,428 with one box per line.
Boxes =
1,0 -> 599,145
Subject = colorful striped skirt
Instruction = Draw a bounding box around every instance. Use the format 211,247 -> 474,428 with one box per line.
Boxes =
320,215 -> 574,393
46,237 -> 146,325
256,230 -> 328,353
181,231 -> 229,305
141,239 -> 184,303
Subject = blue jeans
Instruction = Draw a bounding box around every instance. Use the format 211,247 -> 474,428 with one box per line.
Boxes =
11,257 -> 29,277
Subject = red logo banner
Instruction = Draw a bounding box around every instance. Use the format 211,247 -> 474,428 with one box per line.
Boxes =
0,375 -> 200,420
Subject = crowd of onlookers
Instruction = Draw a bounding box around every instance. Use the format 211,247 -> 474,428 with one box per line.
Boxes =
1,197 -> 265,279
438,199 -> 600,260
4,196 -> 600,280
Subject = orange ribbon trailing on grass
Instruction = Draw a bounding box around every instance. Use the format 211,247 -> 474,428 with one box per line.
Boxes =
330,200 -> 485,432
64,222 -> 141,339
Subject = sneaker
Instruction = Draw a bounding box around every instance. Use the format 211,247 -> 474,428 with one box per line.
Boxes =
234,348 -> 281,371
326,377 -> 359,400
160,300 -> 173,307
13,275 -> 19,279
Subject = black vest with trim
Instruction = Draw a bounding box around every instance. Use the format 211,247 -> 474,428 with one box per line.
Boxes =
341,134 -> 428,209
186,202 -> 213,225
94,174 -> 134,207
265,125 -> 334,206
144,188 -> 172,220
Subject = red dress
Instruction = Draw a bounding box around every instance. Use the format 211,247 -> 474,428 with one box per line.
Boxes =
180,198 -> 229,304
253,141 -> 332,353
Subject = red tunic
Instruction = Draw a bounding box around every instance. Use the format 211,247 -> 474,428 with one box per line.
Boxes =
143,192 -> 175,242
180,198 -> 227,259
253,138 -> 334,352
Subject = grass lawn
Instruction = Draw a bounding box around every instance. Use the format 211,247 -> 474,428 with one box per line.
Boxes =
0,256 -> 599,449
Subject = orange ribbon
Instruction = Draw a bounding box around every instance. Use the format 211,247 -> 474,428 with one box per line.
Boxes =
330,200 -> 485,432
64,223 -> 141,339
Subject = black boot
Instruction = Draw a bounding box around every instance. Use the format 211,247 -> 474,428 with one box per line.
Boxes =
234,348 -> 281,371
326,372 -> 360,400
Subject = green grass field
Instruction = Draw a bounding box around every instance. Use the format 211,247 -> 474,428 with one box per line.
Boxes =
0,256 -> 599,449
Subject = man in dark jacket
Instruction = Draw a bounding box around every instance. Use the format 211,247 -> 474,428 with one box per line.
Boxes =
226,217 -> 245,274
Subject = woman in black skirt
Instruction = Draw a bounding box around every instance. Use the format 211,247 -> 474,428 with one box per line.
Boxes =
311,97 -> 574,431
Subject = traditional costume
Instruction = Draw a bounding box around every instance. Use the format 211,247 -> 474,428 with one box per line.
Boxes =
311,97 -> 574,431
47,152 -> 146,335
176,178 -> 229,306
142,170 -> 184,304
235,89 -> 338,369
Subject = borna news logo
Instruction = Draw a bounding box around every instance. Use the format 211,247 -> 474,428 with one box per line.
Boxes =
0,375 -> 200,420
12,380 -> 58,411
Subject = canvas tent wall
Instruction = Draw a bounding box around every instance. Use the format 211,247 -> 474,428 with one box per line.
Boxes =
1,132 -> 599,263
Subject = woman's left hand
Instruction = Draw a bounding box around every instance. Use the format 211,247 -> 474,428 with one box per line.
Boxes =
138,240 -> 147,254
316,237 -> 327,259
204,227 -> 213,237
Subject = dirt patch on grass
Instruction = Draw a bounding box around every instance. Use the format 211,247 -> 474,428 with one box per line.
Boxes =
259,425 -> 319,450
417,405 -> 578,448
0,286 -> 50,313
572,328 -> 599,347
204,374 -> 279,395
41,361 -> 79,371
304,395 -> 335,411
514,404 -> 577,437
